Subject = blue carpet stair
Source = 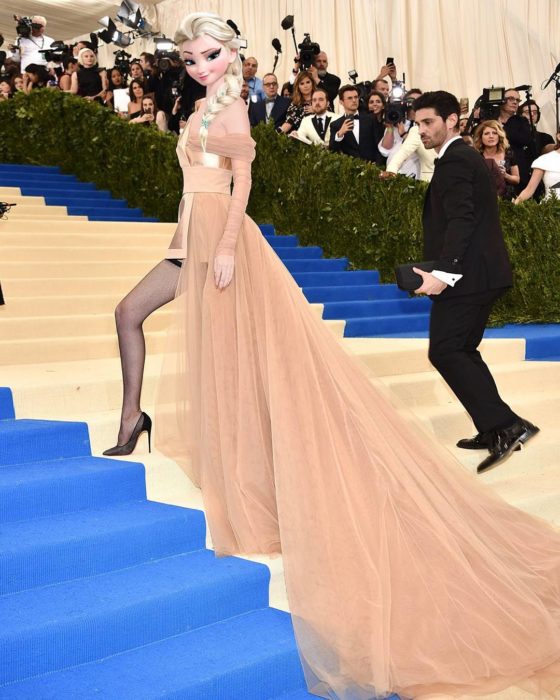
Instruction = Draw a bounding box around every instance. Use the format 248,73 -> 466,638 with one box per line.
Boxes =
6,164 -> 555,358
0,388 -> 313,698
0,164 -> 158,222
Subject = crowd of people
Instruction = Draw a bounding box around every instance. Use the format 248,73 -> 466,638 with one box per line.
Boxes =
1,14 -> 559,201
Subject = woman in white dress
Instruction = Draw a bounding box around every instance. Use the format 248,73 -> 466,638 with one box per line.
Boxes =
514,134 -> 560,203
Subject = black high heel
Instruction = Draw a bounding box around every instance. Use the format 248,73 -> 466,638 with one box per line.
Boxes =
103,412 -> 152,456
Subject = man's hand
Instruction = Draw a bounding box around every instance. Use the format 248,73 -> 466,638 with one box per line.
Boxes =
413,268 -> 447,295
308,65 -> 319,83
214,254 -> 235,290
377,64 -> 390,79
379,170 -> 397,179
337,118 -> 354,138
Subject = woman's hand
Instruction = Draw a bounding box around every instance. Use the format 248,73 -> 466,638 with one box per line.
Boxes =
214,254 -> 235,290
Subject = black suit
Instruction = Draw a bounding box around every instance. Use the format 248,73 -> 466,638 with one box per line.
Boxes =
249,96 -> 290,130
316,71 -> 341,109
329,113 -> 383,164
423,138 -> 517,434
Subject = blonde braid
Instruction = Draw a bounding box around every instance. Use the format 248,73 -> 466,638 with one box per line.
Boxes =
175,12 -> 243,150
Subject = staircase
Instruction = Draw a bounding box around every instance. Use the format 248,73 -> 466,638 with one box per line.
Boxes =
0,387 -> 318,699
1,165 -> 558,699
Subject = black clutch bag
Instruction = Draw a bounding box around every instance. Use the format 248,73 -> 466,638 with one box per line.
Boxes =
394,261 -> 437,291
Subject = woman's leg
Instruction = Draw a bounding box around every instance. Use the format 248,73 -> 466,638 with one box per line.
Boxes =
112,260 -> 181,445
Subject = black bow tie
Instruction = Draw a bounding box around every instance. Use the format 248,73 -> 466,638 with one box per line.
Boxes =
265,97 -> 276,104
346,114 -> 359,120
434,157 -> 440,165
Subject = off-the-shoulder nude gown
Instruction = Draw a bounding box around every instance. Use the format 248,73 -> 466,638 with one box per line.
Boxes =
155,100 -> 560,700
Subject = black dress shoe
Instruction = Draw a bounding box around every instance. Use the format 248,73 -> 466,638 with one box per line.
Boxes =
456,432 -> 492,450
477,419 -> 540,474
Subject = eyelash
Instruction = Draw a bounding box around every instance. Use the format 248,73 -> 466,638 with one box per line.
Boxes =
186,49 -> 221,66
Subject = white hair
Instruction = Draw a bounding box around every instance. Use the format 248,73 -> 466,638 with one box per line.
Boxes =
77,48 -> 96,67
175,12 -> 243,150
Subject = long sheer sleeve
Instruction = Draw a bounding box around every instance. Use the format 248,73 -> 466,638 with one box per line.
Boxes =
213,99 -> 256,257
215,155 -> 252,255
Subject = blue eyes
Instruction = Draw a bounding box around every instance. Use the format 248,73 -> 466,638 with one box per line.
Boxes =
185,49 -> 222,67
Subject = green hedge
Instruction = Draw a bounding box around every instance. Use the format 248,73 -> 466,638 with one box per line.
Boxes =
1,90 -> 559,324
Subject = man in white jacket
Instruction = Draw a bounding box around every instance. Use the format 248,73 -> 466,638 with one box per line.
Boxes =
292,88 -> 336,147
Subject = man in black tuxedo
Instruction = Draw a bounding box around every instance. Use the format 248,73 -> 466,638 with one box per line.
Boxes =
329,85 -> 383,164
412,91 -> 538,473
248,72 -> 290,130
309,51 -> 341,110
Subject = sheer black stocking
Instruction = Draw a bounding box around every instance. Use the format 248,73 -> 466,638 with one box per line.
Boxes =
113,260 -> 181,445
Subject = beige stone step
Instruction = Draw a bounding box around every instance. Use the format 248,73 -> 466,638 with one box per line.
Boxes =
0,294 -> 324,320
0,318 -> 344,366
5,204 -> 67,216
0,330 -> 165,365
415,391 -> 560,444
0,309 -> 171,340
382,361 -> 560,407
4,212 -> 88,221
0,187 -> 23,196
1,246 -> 168,263
0,219 -> 176,235
343,337 -> 526,375
2,277 -> 141,297
0,195 -> 45,205
5,356 -> 163,418
1,232 -> 170,248
1,260 -> 159,279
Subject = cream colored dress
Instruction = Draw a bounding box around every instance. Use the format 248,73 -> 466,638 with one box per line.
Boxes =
156,98 -> 560,700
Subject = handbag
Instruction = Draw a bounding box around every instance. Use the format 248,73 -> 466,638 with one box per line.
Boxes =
394,261 -> 437,292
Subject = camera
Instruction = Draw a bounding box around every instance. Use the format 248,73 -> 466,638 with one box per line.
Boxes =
14,15 -> 34,39
39,40 -> 71,64
347,69 -> 372,112
298,33 -> 320,70
385,81 -> 410,125
155,50 -> 180,73
113,49 -> 132,76
477,86 -> 506,121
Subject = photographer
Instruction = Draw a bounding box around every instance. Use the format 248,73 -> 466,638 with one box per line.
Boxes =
71,48 -> 107,103
329,84 -> 383,164
518,99 -> 554,156
309,51 -> 340,109
17,16 -> 53,72
498,88 -> 533,193
379,88 -> 422,179
381,90 -> 436,181
139,52 -> 159,93
372,78 -> 390,101
167,72 -> 204,134
154,51 -> 184,117
129,94 -> 168,132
